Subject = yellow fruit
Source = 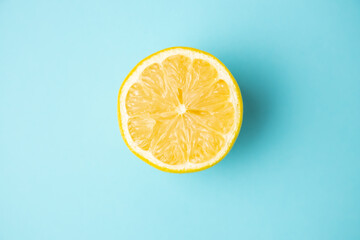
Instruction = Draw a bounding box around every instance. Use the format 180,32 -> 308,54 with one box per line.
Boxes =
117,47 -> 243,173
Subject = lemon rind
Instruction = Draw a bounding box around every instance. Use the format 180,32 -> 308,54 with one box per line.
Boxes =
117,47 -> 243,173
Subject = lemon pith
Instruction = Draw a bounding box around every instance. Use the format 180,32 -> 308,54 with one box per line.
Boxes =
118,47 -> 243,173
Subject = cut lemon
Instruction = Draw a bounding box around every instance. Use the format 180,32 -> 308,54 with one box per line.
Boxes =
117,47 -> 243,173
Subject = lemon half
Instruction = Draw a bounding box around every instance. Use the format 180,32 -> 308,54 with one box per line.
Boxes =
118,47 -> 243,173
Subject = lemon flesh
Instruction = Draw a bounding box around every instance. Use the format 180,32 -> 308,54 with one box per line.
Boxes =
118,47 -> 243,173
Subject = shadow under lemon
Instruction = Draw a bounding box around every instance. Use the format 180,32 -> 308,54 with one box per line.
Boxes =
209,52 -> 283,172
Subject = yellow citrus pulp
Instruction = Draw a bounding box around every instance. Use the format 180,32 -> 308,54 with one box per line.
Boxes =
118,47 -> 243,173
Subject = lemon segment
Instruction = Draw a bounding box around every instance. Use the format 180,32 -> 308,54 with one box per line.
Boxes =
118,47 -> 243,173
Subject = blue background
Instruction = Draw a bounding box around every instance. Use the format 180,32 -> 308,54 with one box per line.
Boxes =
1,0 -> 360,239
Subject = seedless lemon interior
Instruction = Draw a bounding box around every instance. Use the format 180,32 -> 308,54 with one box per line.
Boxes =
118,47 -> 243,173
